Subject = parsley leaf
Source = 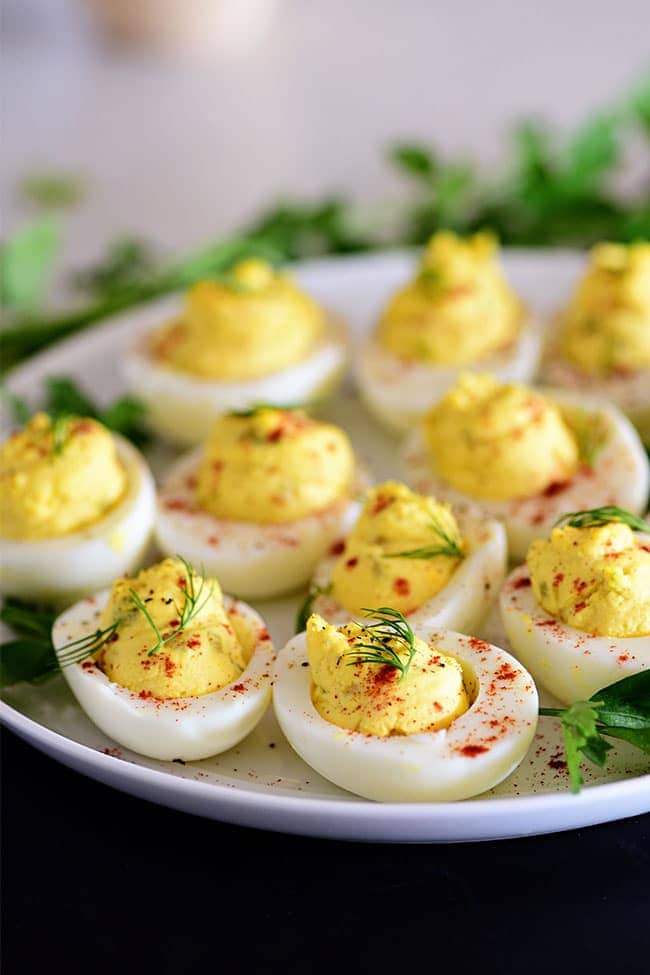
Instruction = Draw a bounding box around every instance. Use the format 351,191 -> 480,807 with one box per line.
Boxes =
539,671 -> 650,793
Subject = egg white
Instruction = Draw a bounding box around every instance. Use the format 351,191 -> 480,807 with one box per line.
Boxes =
306,513 -> 507,634
0,435 -> 156,607
541,354 -> 650,446
53,590 -> 275,761
356,319 -> 541,435
154,449 -> 371,600
273,625 -> 538,802
402,391 -> 650,563
124,315 -> 348,447
500,559 -> 650,705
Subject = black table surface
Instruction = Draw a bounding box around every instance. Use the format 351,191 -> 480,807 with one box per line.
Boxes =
3,726 -> 648,973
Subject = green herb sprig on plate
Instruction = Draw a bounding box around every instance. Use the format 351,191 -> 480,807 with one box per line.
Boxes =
539,671 -> 650,792
340,607 -> 418,683
5,375 -> 150,449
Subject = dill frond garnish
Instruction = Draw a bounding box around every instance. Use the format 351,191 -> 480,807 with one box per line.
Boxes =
227,403 -> 304,418
340,607 -> 417,682
56,620 -> 121,669
130,555 -> 214,657
50,413 -> 72,456
554,506 -> 649,532
384,514 -> 464,560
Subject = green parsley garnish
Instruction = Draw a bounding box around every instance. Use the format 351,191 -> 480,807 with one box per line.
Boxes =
7,375 -> 150,449
0,596 -> 120,687
384,515 -> 464,560
539,671 -> 650,792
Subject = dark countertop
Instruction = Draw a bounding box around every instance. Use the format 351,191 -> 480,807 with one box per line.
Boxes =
3,727 -> 648,973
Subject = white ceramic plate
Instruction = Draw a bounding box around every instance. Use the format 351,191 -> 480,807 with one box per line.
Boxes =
2,249 -> 649,843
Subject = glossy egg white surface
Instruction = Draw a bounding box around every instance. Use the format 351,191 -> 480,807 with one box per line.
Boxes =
124,315 -> 348,447
308,513 -> 507,633
273,625 -> 539,802
402,392 -> 650,563
0,435 -> 156,607
53,590 -> 275,761
500,561 -> 650,705
357,319 -> 541,435
155,449 -> 370,600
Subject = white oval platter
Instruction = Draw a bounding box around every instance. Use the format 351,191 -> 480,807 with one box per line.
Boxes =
2,249 -> 649,842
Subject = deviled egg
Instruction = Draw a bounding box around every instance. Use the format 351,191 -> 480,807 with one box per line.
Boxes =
357,232 -> 541,434
155,407 -> 369,600
500,508 -> 650,704
124,258 -> 348,446
274,610 -> 538,801
541,242 -> 650,443
301,481 -> 506,634
53,557 -> 275,760
0,413 -> 155,605
403,372 -> 650,562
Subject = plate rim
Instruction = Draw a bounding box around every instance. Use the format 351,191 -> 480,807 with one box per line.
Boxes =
3,700 -> 649,828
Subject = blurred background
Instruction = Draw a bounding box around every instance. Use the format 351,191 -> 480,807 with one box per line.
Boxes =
3,0 -> 649,255
1,0 -> 649,368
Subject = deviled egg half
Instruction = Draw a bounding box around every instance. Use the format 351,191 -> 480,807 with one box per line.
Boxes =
500,508 -> 650,705
53,557 -> 275,761
541,242 -> 650,444
403,372 -> 650,562
124,258 -> 348,447
0,413 -> 155,605
357,232 -> 541,435
274,610 -> 538,801
155,407 -> 369,600
301,481 -> 506,634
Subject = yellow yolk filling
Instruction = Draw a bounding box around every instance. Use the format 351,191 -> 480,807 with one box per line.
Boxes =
152,258 -> 325,380
307,614 -> 469,736
377,231 -> 523,365
527,523 -> 650,638
196,408 -> 355,524
99,558 -> 251,698
424,373 -> 579,501
558,242 -> 650,376
330,481 -> 464,616
0,413 -> 126,540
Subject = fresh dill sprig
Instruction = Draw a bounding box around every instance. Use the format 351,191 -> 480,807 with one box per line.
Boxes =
0,608 -> 120,688
340,606 -> 417,683
553,506 -> 650,532
228,402 -> 304,418
56,621 -> 121,669
130,555 -> 214,657
50,413 -> 72,456
384,515 -> 464,560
